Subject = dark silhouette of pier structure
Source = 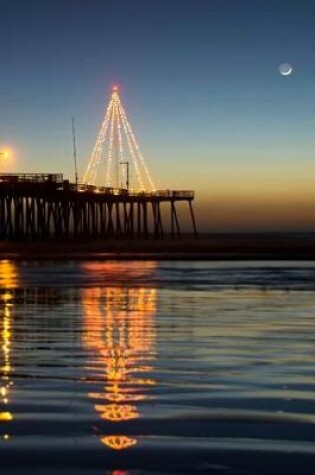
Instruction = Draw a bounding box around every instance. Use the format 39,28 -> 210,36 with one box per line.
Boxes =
0,173 -> 197,240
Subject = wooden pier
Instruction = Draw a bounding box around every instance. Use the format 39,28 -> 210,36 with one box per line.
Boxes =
0,173 -> 197,240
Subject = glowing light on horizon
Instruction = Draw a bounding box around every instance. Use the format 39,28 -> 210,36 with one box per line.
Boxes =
0,147 -> 15,172
83,88 -> 155,190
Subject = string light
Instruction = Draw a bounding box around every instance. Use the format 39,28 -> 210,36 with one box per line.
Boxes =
119,103 -> 144,190
106,95 -> 116,187
116,100 -> 125,187
117,98 -> 155,190
82,88 -> 155,191
83,96 -> 114,185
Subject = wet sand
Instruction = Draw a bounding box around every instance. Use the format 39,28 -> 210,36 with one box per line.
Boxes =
1,233 -> 315,260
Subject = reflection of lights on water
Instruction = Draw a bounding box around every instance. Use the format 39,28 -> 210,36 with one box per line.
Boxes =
0,261 -> 17,441
0,412 -> 13,421
96,403 -> 139,422
0,260 -> 18,289
89,388 -> 147,403
2,303 -> 12,386
101,435 -> 137,451
1,292 -> 13,303
82,263 -> 157,451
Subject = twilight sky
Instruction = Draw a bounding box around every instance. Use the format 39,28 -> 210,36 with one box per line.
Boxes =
0,0 -> 314,231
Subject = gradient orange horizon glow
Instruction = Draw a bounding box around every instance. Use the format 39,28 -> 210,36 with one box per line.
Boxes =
159,158 -> 315,232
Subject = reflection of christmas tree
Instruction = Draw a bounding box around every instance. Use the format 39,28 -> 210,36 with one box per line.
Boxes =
101,435 -> 137,451
82,262 -> 157,450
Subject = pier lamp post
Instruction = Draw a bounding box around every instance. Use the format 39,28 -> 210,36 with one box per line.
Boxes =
120,161 -> 129,191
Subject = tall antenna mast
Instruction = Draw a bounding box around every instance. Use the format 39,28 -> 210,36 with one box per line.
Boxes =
72,117 -> 78,189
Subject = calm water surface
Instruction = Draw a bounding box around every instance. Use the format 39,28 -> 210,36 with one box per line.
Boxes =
0,260 -> 314,474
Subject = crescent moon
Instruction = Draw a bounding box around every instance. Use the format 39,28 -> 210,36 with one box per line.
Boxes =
279,63 -> 293,76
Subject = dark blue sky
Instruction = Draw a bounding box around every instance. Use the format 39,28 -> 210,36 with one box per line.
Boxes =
0,0 -> 314,230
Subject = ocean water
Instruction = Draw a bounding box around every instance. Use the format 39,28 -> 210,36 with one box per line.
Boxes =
0,260 -> 314,474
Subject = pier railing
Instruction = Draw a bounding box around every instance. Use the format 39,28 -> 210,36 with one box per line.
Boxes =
0,173 -> 64,185
75,184 -> 194,199
0,174 -> 194,199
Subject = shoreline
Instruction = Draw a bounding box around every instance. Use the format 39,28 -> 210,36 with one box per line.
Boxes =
1,233 -> 315,260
